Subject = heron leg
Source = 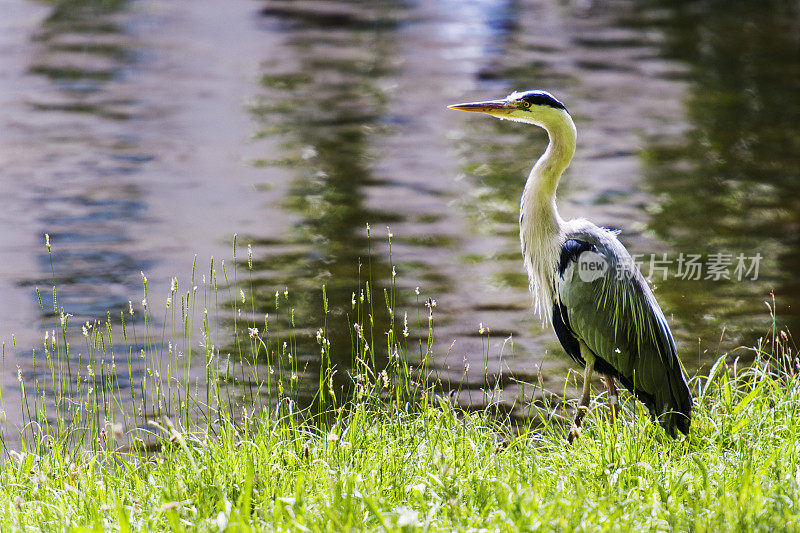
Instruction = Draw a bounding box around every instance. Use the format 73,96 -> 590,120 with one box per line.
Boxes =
604,375 -> 620,421
567,358 -> 594,445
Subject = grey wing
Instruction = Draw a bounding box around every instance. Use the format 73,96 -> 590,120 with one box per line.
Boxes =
555,230 -> 692,435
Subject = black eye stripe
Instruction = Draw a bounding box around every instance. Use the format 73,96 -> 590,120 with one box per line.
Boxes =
517,91 -> 567,111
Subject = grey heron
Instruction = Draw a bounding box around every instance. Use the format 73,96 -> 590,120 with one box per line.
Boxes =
448,90 -> 692,442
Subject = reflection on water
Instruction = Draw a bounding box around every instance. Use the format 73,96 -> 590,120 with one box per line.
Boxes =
1,0 -> 799,421
17,0 -> 148,322
245,0 -> 411,400
619,0 -> 800,355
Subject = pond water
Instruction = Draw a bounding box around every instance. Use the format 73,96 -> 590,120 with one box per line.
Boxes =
1,0 -> 798,419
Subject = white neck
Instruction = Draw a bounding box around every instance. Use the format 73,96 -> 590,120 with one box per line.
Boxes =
519,110 -> 577,320
523,112 -> 576,231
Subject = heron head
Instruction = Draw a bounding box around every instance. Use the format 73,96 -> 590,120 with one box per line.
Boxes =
448,90 -> 569,127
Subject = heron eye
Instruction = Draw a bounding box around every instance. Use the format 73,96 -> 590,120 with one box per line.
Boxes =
519,100 -> 531,110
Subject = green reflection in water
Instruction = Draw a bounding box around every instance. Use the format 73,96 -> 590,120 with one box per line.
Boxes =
31,0 -> 134,118
240,1 -> 444,406
33,0 -> 130,73
624,0 -> 800,354
28,0 -> 146,317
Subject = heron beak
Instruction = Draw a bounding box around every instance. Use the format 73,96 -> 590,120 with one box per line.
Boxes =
447,99 -> 511,116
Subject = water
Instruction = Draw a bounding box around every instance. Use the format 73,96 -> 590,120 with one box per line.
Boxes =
1,0 -> 798,418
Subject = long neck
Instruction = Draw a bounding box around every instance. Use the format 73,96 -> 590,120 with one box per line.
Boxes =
522,113 -> 577,234
519,111 -> 577,319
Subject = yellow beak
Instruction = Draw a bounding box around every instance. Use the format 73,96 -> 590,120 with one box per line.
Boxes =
447,99 -> 510,114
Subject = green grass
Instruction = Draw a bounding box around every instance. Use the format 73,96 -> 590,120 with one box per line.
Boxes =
0,235 -> 798,531
1,355 -> 800,531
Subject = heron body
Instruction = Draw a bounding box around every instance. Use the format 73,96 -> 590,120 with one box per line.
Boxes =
449,90 -> 692,439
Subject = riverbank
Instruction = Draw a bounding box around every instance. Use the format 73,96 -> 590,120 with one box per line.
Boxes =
0,336 -> 797,531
